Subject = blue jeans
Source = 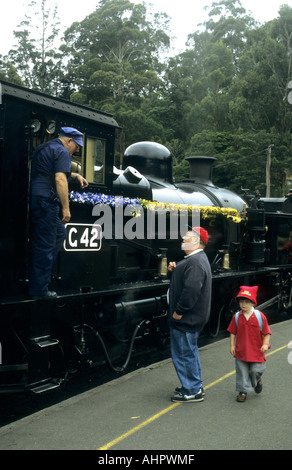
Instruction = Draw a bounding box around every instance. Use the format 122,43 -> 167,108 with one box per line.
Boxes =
29,196 -> 66,295
170,327 -> 202,395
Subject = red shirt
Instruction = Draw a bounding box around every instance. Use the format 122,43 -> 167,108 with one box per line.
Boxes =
227,310 -> 272,362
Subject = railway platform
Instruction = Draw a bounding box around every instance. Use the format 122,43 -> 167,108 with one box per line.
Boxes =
0,318 -> 291,452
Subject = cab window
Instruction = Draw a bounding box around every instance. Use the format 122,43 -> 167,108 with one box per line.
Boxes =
85,137 -> 106,184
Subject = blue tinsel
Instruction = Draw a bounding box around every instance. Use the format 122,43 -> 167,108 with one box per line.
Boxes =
69,191 -> 141,207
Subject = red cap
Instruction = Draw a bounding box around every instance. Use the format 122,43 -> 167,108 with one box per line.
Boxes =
192,227 -> 209,245
236,286 -> 258,305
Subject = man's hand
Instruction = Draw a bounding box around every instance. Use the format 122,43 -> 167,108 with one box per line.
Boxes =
61,207 -> 71,224
168,261 -> 176,272
172,311 -> 183,320
76,174 -> 89,189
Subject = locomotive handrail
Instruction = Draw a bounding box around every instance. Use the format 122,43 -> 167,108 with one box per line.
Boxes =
257,295 -> 281,311
0,279 -> 171,306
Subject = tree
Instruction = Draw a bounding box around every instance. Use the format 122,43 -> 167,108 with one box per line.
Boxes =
228,7 -> 292,133
0,57 -> 23,85
61,0 -> 170,104
185,130 -> 285,196
60,0 -> 171,153
164,31 -> 235,143
169,2 -> 292,196
203,0 -> 256,62
7,0 -> 63,94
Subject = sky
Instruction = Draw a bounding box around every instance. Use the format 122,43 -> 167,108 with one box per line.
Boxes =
0,0 -> 290,56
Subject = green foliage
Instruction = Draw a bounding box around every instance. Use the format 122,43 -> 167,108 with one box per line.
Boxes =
0,59 -> 23,85
184,130 -> 292,197
5,0 -> 62,94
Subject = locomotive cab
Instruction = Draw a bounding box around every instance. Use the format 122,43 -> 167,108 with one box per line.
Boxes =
0,80 -> 119,299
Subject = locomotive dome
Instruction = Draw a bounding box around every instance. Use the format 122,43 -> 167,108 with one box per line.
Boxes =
123,141 -> 172,184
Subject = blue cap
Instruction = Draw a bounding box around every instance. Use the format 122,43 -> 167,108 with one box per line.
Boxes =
59,127 -> 84,147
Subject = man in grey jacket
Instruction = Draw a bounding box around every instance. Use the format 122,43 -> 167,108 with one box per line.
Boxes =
168,226 -> 212,402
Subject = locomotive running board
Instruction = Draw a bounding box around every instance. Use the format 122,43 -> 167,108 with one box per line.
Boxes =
31,336 -> 59,348
29,380 -> 61,394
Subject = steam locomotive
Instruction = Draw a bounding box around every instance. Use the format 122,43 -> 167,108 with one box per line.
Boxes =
1,80 -> 291,394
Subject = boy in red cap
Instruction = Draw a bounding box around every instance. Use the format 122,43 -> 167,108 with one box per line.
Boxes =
227,286 -> 271,402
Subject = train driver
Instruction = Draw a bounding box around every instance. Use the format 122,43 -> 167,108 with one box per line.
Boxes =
29,126 -> 88,299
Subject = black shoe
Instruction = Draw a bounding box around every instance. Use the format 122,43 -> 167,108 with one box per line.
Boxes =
31,290 -> 58,300
236,392 -> 247,402
171,389 -> 204,403
254,379 -> 263,394
175,386 -> 205,397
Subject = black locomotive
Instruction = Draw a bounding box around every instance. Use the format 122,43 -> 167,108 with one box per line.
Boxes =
1,81 -> 291,394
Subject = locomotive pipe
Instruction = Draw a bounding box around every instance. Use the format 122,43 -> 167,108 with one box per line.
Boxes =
84,320 -> 149,373
115,296 -> 166,319
257,295 -> 281,311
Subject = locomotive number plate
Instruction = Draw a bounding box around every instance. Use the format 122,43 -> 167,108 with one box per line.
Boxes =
64,223 -> 102,252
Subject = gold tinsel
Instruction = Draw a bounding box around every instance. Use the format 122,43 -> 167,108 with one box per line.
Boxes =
138,199 -> 242,223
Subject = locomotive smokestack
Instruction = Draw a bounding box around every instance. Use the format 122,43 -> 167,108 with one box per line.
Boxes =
186,156 -> 216,186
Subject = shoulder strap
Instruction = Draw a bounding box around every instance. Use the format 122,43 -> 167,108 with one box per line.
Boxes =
254,309 -> 263,331
235,310 -> 263,331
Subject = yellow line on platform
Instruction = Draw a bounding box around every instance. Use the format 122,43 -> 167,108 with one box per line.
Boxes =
98,403 -> 180,450
98,343 -> 288,450
266,344 -> 288,356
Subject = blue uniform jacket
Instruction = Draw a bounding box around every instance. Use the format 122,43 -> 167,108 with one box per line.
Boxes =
31,138 -> 71,198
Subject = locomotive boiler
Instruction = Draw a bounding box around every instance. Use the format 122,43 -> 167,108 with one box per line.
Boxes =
0,80 -> 291,394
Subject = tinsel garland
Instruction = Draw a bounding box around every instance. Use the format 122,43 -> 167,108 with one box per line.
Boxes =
138,199 -> 242,223
69,191 -> 140,207
69,191 -> 242,223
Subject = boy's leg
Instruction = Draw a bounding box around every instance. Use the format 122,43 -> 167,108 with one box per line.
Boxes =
250,362 -> 266,389
235,358 -> 253,393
